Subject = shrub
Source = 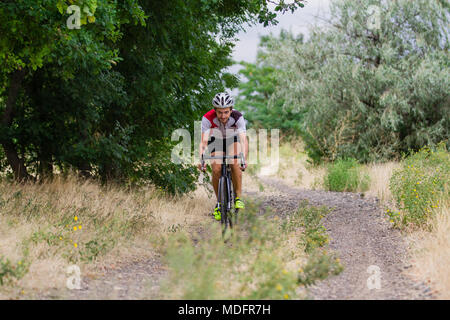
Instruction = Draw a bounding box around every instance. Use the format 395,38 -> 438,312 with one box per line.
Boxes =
324,158 -> 370,192
0,256 -> 28,286
389,142 -> 449,228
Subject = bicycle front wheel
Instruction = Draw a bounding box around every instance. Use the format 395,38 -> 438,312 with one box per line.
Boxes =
218,176 -> 230,236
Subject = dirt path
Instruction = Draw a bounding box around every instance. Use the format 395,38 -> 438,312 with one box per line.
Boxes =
37,176 -> 433,300
36,255 -> 166,300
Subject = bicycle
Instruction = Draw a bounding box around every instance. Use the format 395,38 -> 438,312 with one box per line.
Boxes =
201,148 -> 246,238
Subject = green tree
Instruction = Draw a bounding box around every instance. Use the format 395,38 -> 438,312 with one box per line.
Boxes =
0,0 -> 145,180
236,30 -> 306,138
263,0 -> 449,163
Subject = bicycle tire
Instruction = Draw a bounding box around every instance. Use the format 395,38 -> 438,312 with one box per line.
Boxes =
218,176 -> 229,236
227,174 -> 234,230
227,167 -> 236,228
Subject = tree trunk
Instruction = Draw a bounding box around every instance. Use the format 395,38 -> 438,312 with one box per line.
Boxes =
38,155 -> 54,179
0,68 -> 32,181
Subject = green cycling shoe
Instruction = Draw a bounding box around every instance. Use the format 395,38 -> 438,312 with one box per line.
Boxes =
235,197 -> 245,209
213,204 -> 221,221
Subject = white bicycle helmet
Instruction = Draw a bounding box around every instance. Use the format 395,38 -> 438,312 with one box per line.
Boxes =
212,92 -> 234,108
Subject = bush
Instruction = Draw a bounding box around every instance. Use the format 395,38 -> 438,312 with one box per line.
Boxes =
324,158 -> 370,192
0,256 -> 28,286
388,142 -> 450,228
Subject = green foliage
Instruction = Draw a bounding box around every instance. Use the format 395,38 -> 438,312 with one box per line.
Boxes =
282,200 -> 331,253
252,0 -> 449,163
80,238 -> 115,262
389,142 -> 449,228
236,31 -> 306,137
324,158 -> 370,192
0,256 -> 29,286
297,251 -> 343,287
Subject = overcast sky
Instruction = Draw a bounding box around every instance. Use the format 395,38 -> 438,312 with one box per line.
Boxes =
232,0 -> 332,64
228,0 -> 333,92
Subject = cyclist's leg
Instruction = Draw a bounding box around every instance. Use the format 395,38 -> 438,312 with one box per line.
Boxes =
228,138 -> 243,198
209,138 -> 226,220
206,136 -> 222,199
211,153 -> 223,199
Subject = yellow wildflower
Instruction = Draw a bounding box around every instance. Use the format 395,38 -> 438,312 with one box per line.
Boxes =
74,216 -> 78,221
276,284 -> 283,291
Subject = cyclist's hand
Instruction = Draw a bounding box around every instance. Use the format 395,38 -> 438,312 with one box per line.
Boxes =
197,163 -> 206,172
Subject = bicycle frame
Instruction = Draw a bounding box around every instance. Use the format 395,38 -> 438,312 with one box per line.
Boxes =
201,141 -> 245,237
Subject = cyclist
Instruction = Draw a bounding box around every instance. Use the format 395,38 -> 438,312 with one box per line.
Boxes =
197,92 -> 249,221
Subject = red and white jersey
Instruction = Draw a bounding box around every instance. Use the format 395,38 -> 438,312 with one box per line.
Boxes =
201,109 -> 246,137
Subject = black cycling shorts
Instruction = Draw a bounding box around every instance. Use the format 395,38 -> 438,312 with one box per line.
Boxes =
207,135 -> 240,154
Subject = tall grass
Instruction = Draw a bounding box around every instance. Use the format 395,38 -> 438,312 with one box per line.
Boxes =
0,174 -> 214,298
261,138 -> 327,190
362,161 -> 401,202
409,203 -> 450,298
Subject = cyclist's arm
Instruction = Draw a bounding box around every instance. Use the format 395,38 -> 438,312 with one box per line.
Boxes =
199,115 -> 212,162
198,132 -> 211,171
238,132 -> 248,168
199,132 -> 209,159
235,112 -> 248,165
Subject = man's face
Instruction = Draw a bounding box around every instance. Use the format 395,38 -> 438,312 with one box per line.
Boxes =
215,107 -> 232,124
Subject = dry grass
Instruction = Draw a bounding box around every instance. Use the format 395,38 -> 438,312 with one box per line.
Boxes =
258,138 -> 327,190
407,196 -> 450,299
362,161 -> 401,203
0,174 -> 214,298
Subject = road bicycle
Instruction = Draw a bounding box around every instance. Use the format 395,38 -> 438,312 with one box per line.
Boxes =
201,148 -> 245,238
